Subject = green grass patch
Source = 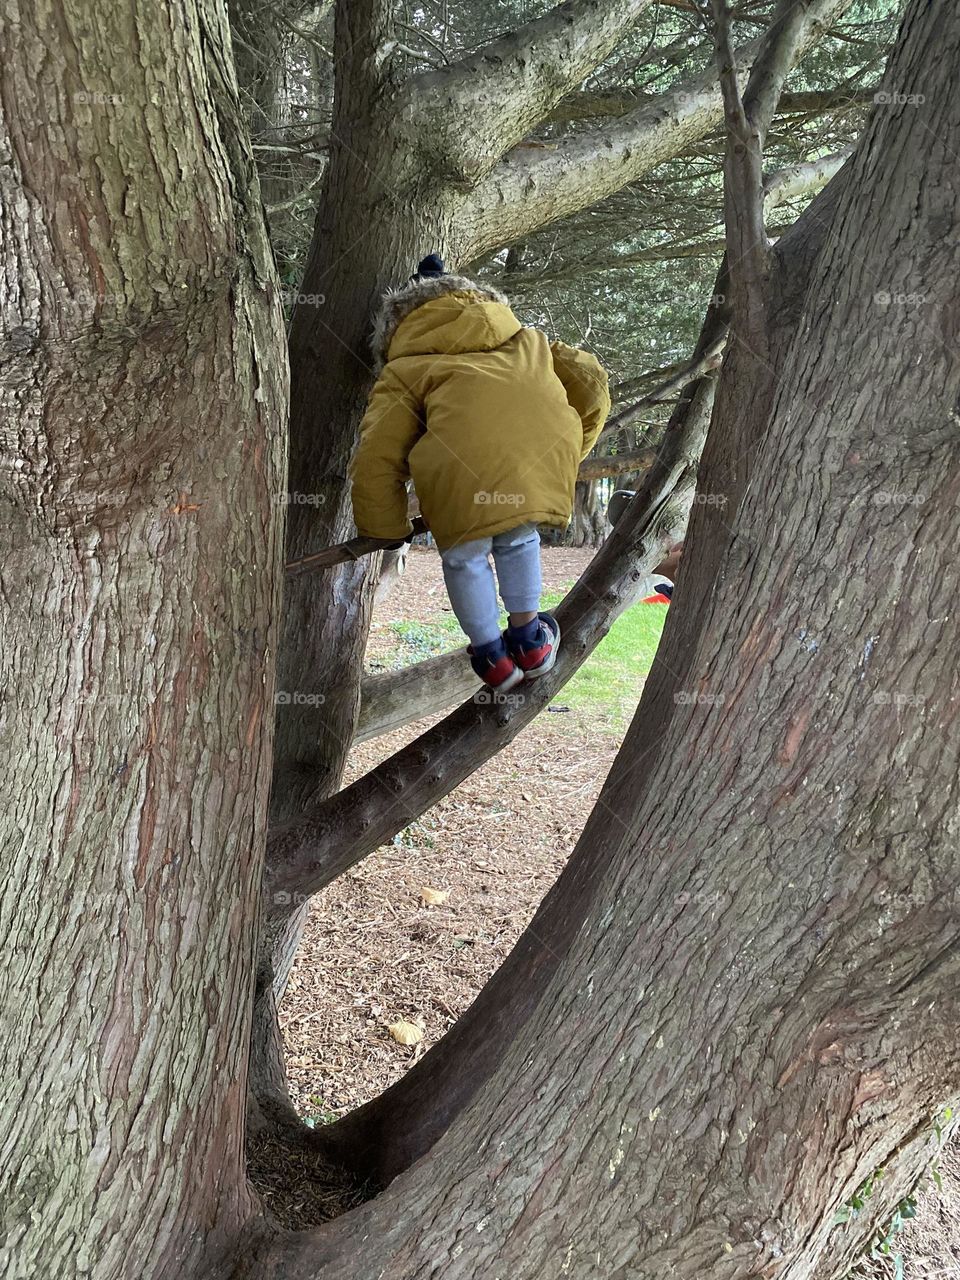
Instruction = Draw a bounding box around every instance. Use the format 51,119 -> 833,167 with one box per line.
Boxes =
385,583 -> 668,734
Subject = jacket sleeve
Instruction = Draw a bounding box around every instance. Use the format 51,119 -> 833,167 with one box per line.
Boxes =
550,341 -> 611,460
349,365 -> 423,540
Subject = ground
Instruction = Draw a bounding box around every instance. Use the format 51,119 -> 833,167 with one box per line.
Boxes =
274,546 -> 959,1277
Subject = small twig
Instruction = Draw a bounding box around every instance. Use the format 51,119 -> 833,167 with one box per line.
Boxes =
265,170 -> 327,216
597,332 -> 728,444
284,518 -> 428,578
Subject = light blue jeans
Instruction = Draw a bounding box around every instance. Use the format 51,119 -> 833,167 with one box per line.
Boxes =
440,523 -> 542,647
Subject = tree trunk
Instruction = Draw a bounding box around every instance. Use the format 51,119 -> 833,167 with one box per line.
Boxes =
245,1 -> 960,1273
248,0 -> 468,1128
569,479 -> 608,546
0,2 -> 286,1275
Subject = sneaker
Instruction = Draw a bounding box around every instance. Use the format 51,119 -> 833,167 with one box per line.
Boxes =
607,489 -> 636,527
506,612 -> 560,679
468,638 -> 524,691
641,575 -> 673,604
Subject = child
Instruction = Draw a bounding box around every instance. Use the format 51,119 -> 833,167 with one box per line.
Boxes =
350,254 -> 610,691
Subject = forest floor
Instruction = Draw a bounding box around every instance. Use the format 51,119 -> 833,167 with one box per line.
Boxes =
273,546 -> 959,1278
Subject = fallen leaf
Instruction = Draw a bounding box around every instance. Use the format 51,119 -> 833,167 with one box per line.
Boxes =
420,886 -> 449,907
388,1020 -> 423,1046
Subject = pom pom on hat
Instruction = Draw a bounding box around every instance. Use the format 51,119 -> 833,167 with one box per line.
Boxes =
413,253 -> 445,279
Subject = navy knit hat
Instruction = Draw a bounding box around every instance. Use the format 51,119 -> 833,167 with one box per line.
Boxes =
413,253 -> 445,280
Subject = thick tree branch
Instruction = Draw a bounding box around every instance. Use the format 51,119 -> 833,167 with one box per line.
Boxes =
399,0 -> 654,184
356,655 -> 480,744
711,0 -> 833,351
712,0 -> 769,327
762,144 -> 854,212
546,85 -> 872,124
458,0 -> 855,259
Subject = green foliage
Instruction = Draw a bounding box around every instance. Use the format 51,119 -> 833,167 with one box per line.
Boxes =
302,1095 -> 339,1127
835,1104 -> 958,1277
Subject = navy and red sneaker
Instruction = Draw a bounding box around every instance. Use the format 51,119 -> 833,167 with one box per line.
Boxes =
641,575 -> 674,604
467,637 -> 524,691
506,612 -> 560,679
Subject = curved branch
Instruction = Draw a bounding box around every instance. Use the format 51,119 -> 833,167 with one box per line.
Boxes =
397,0 -> 653,184
459,0 -> 855,258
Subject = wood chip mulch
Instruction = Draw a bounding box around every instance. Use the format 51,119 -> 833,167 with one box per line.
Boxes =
271,546 -> 960,1272
281,547 -> 607,1120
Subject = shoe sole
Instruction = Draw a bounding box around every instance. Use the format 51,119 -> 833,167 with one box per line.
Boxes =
522,616 -> 560,680
486,663 -> 524,693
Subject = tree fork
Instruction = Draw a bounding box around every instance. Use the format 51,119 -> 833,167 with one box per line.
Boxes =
240,3 -> 960,1271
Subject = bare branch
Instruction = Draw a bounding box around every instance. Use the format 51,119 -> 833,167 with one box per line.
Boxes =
577,446 -> 657,481
711,0 -> 848,348
283,519 -> 427,579
597,333 -> 727,443
357,654 -> 479,744
546,85 -> 872,124
401,0 -> 654,183
711,0 -> 768,325
762,145 -> 853,212
458,0 -> 855,259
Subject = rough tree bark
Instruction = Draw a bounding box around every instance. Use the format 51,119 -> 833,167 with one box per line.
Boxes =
0,1 -> 286,1277
240,0 -> 960,1274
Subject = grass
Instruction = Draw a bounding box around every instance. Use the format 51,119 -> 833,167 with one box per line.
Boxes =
386,583 -> 668,733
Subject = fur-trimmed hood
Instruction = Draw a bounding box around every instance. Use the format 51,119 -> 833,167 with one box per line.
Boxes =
370,273 -> 511,370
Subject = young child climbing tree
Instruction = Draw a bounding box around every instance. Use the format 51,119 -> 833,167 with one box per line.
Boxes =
350,254 -> 611,690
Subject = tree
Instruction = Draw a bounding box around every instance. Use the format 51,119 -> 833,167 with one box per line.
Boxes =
248,0 -> 960,1272
0,0 -> 287,1273
253,0 -> 866,1126
4,0 -> 954,1277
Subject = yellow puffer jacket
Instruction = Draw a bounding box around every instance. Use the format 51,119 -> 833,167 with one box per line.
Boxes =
350,283 -> 610,551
